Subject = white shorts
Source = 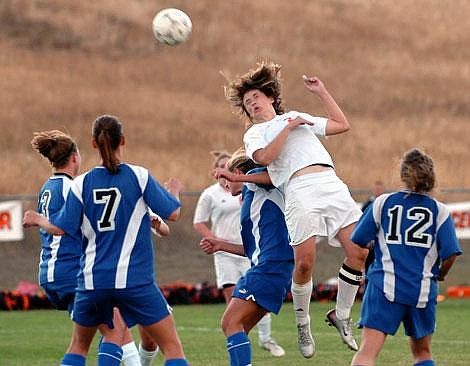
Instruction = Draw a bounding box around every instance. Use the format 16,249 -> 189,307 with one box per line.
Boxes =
214,251 -> 251,288
285,170 -> 362,247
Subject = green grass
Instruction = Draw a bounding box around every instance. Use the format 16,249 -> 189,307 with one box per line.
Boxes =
1,299 -> 470,365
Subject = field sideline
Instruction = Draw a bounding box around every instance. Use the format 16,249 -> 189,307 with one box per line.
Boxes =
1,299 -> 469,365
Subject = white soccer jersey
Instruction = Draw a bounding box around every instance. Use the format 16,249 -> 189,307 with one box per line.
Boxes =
244,110 -> 332,188
194,183 -> 243,258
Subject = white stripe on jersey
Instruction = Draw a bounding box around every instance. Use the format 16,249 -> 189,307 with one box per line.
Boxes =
47,176 -> 73,283
82,215 -> 97,290
47,235 -> 62,282
71,174 -> 86,204
249,191 -> 263,266
128,164 -> 149,193
115,197 -> 147,289
373,194 -> 396,302
418,244 -> 437,307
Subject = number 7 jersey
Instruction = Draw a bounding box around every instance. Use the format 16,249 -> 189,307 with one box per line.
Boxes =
53,164 -> 180,291
352,191 -> 462,308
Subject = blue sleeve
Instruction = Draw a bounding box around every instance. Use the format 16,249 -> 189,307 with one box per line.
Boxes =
437,215 -> 463,260
52,189 -> 83,236
143,175 -> 181,220
351,205 -> 377,246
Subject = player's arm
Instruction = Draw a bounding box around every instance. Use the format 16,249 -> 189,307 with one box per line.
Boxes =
214,167 -> 272,185
163,177 -> 183,221
302,75 -> 350,136
200,237 -> 245,257
22,210 -> 64,235
437,254 -> 458,281
150,214 -> 170,237
193,222 -> 215,238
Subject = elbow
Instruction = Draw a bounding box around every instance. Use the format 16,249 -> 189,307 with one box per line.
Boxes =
167,208 -> 181,222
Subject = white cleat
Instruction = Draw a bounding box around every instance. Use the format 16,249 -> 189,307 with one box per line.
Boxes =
259,339 -> 286,357
297,316 -> 315,358
325,309 -> 358,351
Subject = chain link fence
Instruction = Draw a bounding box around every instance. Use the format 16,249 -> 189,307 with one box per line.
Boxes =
1,189 -> 469,290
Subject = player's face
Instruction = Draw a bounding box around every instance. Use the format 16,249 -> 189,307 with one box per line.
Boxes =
227,179 -> 243,196
216,157 -> 229,190
242,89 -> 274,121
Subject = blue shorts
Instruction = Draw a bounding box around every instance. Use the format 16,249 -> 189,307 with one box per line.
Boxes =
359,283 -> 436,339
232,260 -> 294,314
72,283 -> 171,328
42,282 -> 76,314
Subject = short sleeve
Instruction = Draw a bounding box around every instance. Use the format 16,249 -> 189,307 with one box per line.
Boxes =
351,205 -> 377,246
143,175 -> 181,220
244,126 -> 267,160
297,112 -> 327,137
52,187 -> 83,236
193,190 -> 213,224
437,214 -> 463,260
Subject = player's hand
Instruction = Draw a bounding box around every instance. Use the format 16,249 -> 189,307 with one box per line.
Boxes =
23,210 -> 40,228
150,215 -> 162,231
286,116 -> 314,130
302,75 -> 326,94
213,167 -> 236,182
200,237 -> 219,254
164,177 -> 183,196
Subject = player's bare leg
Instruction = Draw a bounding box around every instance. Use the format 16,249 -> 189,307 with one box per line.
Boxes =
351,327 -> 387,366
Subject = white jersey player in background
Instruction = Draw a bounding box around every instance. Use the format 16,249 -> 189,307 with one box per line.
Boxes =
194,151 -> 285,357
222,61 -> 369,357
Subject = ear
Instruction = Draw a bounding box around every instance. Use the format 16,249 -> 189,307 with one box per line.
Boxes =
120,136 -> 125,146
92,138 -> 98,149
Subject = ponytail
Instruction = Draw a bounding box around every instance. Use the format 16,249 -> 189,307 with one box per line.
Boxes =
92,115 -> 123,174
31,130 -> 77,168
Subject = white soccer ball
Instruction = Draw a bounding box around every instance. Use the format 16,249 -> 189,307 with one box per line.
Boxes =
152,8 -> 192,46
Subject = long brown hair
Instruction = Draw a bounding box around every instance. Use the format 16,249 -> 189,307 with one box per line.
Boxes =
400,148 -> 436,193
224,61 -> 285,125
31,130 -> 77,168
92,115 -> 123,174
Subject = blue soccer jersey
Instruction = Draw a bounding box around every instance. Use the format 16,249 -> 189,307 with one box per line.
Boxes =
240,168 -> 294,265
37,174 -> 81,286
53,164 -> 180,290
352,191 -> 462,307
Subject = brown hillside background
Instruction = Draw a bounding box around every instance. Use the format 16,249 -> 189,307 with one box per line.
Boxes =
0,0 -> 469,289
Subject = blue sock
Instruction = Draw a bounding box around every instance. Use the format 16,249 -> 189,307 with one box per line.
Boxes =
414,361 -> 435,366
227,331 -> 252,366
165,359 -> 189,366
97,342 -> 123,366
61,353 -> 86,366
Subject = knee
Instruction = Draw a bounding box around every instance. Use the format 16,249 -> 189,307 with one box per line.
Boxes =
295,256 -> 314,277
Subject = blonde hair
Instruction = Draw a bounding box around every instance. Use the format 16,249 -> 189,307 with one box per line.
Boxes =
226,147 -> 261,173
31,130 -> 77,168
224,61 -> 284,125
400,148 -> 436,193
210,150 -> 231,168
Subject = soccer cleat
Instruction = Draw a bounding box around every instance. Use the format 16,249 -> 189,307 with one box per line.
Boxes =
325,309 -> 358,351
259,339 -> 286,357
296,316 -> 315,358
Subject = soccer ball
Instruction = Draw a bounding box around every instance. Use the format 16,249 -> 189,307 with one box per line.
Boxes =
152,8 -> 192,46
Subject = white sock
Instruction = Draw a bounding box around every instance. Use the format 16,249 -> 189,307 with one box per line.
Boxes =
139,342 -> 158,366
291,280 -> 313,325
121,341 -> 141,366
336,264 -> 362,319
257,313 -> 272,343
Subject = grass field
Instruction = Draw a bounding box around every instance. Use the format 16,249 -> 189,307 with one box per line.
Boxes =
1,299 -> 470,365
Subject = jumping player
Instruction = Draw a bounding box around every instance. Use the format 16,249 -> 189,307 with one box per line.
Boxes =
222,61 -> 368,357
24,116 -> 188,366
350,149 -> 462,366
200,150 -> 294,366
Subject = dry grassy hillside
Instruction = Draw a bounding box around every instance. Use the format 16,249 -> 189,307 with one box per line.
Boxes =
1,0 -> 469,289
0,0 -> 469,194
